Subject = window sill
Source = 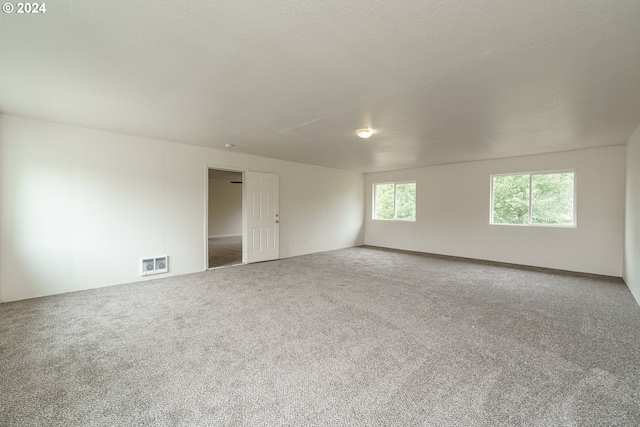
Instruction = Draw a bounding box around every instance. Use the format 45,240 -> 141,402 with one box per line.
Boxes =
372,218 -> 416,222
490,223 -> 576,228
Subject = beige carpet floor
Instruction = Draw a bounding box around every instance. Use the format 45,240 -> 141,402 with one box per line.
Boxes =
1,246 -> 640,426
208,235 -> 242,268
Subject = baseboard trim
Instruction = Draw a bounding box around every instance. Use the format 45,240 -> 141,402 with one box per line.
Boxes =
209,234 -> 242,239
361,245 -> 624,282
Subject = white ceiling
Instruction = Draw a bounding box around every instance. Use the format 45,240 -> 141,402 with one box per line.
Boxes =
208,169 -> 242,182
1,1 -> 639,173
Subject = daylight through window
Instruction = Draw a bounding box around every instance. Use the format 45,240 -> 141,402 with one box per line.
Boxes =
491,171 -> 575,226
373,182 -> 416,221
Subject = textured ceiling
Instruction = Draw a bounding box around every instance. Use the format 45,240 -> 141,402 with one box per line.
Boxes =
1,1 -> 640,172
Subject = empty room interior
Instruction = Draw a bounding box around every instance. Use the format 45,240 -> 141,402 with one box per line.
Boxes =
1,1 -> 640,425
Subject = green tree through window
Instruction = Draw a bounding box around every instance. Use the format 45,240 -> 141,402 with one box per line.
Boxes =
374,182 -> 416,221
492,172 -> 574,226
531,173 -> 574,224
492,174 -> 529,224
374,184 -> 395,220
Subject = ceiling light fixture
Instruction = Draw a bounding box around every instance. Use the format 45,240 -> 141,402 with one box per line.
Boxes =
356,128 -> 373,139
224,143 -> 234,148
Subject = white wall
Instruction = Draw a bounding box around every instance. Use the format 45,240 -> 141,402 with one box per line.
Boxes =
208,178 -> 242,237
365,146 -> 626,276
0,114 -> 365,302
624,124 -> 640,304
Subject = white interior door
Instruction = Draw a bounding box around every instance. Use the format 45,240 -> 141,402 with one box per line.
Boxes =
246,172 -> 279,263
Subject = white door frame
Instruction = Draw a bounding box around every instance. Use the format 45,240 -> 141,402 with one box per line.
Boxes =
204,164 -> 248,270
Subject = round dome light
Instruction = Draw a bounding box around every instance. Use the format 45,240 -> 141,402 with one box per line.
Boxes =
356,128 -> 373,139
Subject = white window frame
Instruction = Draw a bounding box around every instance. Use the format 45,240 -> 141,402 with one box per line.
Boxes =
490,170 -> 576,227
372,181 -> 416,222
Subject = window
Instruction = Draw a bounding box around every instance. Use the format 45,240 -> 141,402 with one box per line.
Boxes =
373,182 -> 416,221
491,171 -> 575,226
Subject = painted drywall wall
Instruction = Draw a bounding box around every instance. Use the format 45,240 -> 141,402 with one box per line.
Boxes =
365,146 -> 625,276
0,114 -> 364,302
624,124 -> 640,304
208,178 -> 242,237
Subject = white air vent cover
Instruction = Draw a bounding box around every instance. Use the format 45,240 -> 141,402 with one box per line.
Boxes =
140,255 -> 169,276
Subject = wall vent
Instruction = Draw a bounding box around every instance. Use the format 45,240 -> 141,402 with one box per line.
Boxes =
140,255 -> 168,276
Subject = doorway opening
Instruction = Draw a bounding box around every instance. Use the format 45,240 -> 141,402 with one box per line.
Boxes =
207,168 -> 244,268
